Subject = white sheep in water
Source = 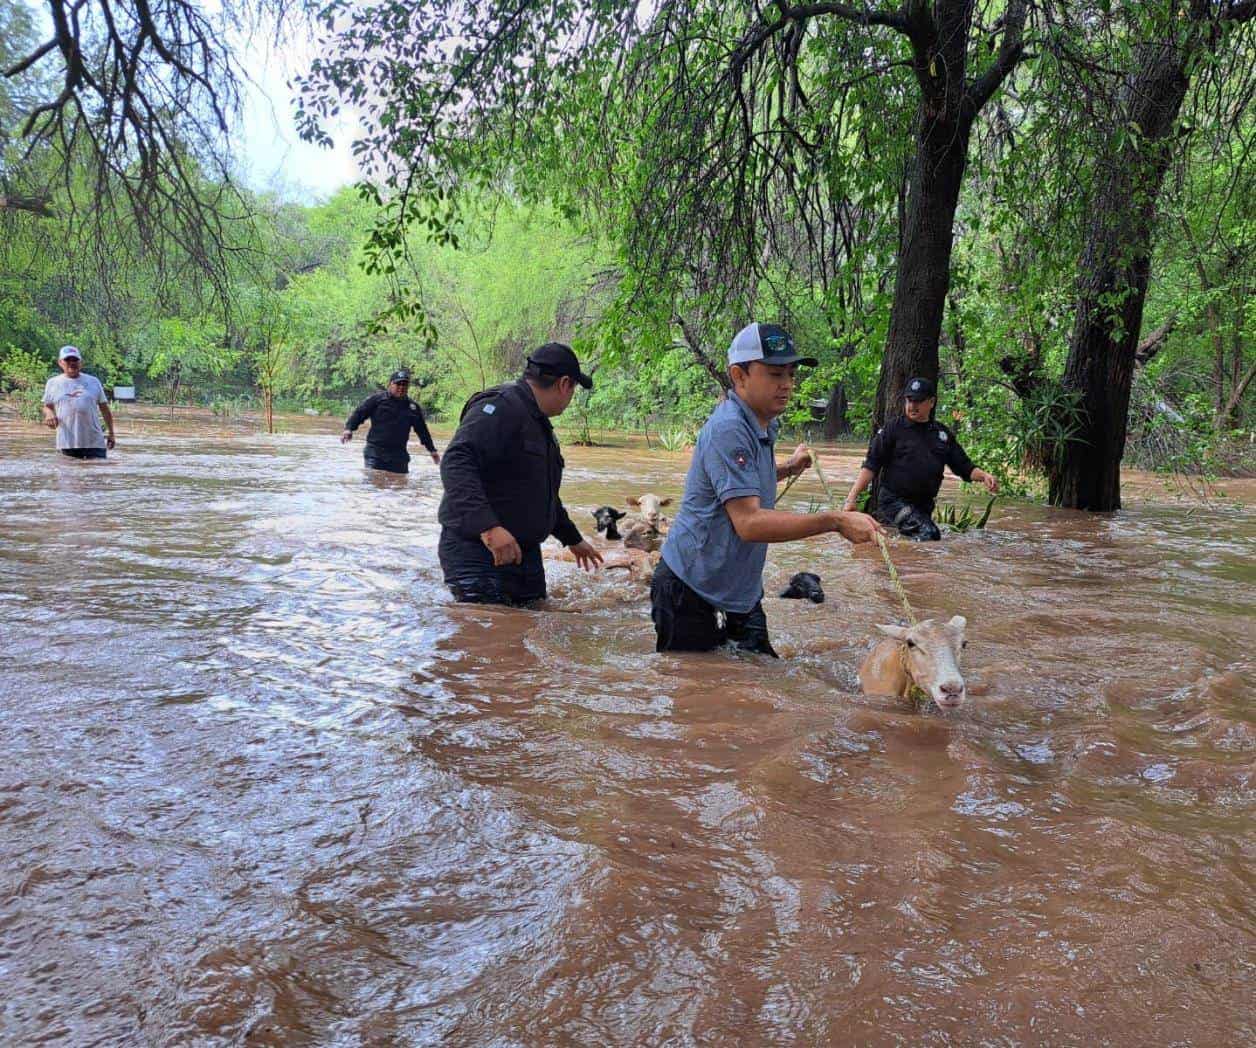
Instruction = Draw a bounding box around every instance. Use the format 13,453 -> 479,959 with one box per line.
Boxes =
620,493 -> 672,552
858,616 -> 968,710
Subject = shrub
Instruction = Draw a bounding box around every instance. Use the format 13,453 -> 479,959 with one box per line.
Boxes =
657,425 -> 696,452
1,345 -> 50,420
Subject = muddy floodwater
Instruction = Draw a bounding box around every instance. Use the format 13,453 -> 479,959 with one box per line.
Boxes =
1,416 -> 1253,1045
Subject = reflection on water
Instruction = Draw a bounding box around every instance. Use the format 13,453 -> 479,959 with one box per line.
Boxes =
1,422 -> 1253,1044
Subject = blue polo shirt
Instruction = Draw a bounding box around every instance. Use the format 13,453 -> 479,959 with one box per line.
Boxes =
660,392 -> 778,613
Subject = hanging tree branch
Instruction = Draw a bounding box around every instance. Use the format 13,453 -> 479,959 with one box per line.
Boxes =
2,0 -> 306,298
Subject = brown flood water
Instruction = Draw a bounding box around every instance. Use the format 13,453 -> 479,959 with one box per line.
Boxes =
1,415 -> 1253,1045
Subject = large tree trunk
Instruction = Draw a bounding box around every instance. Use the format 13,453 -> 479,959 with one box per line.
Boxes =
871,0 -> 1025,430
1049,34 -> 1199,510
874,117 -> 972,428
823,382 -> 851,439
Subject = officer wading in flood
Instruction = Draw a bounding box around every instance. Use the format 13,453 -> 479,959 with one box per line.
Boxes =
340,369 -> 440,474
437,343 -> 603,605
842,377 -> 999,541
651,322 -> 884,657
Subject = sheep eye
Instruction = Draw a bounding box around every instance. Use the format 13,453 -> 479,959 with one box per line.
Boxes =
961,640 -> 968,649
906,639 -> 916,649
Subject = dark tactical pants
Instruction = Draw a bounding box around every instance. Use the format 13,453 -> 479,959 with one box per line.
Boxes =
364,447 -> 409,474
650,560 -> 778,657
877,491 -> 942,542
61,448 -> 107,460
438,529 -> 547,606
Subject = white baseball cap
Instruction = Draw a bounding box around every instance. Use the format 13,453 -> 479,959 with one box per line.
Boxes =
58,345 -> 82,361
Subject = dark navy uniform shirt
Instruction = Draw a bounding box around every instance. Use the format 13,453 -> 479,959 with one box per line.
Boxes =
862,416 -> 975,511
437,379 -> 583,548
344,392 -> 436,462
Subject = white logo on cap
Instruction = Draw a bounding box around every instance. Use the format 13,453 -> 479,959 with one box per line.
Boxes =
482,404 -> 496,415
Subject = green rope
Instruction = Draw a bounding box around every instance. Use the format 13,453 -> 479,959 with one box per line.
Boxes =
776,469 -> 803,501
875,530 -> 918,627
802,444 -> 919,627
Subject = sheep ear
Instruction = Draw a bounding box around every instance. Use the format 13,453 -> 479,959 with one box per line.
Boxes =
625,497 -> 640,508
611,507 -> 626,519
876,624 -> 909,640
659,497 -> 673,506
948,615 -> 967,632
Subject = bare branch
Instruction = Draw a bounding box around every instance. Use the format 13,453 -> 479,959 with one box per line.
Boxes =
1135,314 -> 1178,365
1223,357 -> 1256,414
730,2 -> 909,75
2,38 -> 60,78
0,194 -> 56,218
966,0 -> 1029,112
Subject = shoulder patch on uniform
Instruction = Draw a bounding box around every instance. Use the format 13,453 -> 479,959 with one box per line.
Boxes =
731,447 -> 751,468
482,403 -> 496,415
938,430 -> 948,441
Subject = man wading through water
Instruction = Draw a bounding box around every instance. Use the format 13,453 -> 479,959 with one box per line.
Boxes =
341,369 -> 440,474
437,343 -> 602,605
842,377 -> 998,541
652,322 -> 883,657
42,346 -> 116,460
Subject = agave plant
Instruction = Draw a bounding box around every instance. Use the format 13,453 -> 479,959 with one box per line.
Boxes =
657,426 -> 696,452
936,496 -> 996,532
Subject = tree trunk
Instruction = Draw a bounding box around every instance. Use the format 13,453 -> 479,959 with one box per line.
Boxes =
823,382 -> 851,439
265,388 -> 274,435
1230,304 -> 1244,417
874,117 -> 972,428
1222,355 -> 1256,425
1049,31 -> 1200,511
1210,298 -> 1226,432
870,0 -> 1026,430
1219,303 -> 1251,430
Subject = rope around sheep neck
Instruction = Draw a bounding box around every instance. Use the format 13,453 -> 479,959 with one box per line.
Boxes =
899,643 -> 931,708
793,444 -> 919,627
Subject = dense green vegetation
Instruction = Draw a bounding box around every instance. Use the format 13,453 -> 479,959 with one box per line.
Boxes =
1,0 -> 1252,500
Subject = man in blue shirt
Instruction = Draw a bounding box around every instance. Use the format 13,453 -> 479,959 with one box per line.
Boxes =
652,322 -> 883,656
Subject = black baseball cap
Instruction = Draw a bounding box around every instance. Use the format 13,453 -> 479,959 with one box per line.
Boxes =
904,377 -> 936,401
527,342 -> 593,390
728,322 -> 818,367
389,369 -> 411,384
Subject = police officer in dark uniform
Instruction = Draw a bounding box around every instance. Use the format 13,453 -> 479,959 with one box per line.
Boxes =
842,377 -> 999,540
437,343 -> 603,605
340,369 -> 440,474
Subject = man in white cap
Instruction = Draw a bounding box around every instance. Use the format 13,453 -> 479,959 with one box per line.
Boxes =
651,322 -> 883,656
41,346 -> 115,460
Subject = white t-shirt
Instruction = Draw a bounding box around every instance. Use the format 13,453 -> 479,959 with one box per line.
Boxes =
43,373 -> 108,450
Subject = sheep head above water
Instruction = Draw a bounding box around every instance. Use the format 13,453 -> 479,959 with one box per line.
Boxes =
858,616 -> 968,710
625,493 -> 671,530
